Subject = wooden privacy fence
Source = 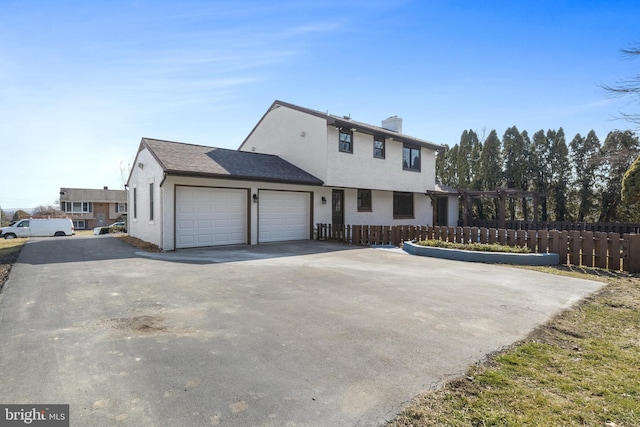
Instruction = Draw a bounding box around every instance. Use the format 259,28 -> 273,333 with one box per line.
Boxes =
470,219 -> 640,235
316,224 -> 640,273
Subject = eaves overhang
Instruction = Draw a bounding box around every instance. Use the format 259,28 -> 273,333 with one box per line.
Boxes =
326,117 -> 444,152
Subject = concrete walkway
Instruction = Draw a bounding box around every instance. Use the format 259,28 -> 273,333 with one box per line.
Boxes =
0,236 -> 603,426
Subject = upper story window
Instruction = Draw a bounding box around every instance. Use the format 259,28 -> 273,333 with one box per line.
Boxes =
357,189 -> 372,211
63,202 -> 92,213
403,145 -> 421,171
373,137 -> 385,159
116,203 -> 127,213
339,129 -> 353,153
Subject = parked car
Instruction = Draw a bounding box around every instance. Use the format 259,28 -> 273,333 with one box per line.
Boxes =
93,221 -> 127,235
1,218 -> 75,239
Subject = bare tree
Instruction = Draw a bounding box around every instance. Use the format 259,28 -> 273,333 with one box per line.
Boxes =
32,205 -> 64,218
602,45 -> 640,125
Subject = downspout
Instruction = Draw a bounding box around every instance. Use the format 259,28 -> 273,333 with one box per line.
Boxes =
159,172 -> 167,251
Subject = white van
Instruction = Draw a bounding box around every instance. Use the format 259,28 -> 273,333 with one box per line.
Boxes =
0,218 -> 75,239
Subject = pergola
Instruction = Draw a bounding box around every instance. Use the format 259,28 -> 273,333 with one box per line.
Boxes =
426,188 -> 546,229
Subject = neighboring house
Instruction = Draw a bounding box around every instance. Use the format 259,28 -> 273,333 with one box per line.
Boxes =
59,187 -> 127,230
126,100 -> 459,250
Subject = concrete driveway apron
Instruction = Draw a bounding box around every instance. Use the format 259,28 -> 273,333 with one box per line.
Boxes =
0,236 -> 603,426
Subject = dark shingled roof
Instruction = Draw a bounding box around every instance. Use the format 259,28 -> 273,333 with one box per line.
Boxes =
240,100 -> 444,152
141,138 -> 324,186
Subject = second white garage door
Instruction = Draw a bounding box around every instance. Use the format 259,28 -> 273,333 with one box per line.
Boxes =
258,191 -> 310,243
176,187 -> 247,248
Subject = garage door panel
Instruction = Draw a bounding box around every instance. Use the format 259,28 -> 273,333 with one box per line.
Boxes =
176,187 -> 247,248
259,191 -> 310,243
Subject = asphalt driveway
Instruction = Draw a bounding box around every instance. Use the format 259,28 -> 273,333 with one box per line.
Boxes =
0,236 -> 603,426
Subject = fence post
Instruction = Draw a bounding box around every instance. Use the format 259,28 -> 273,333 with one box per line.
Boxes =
471,227 -> 479,243
433,226 -> 440,241
478,227 -> 486,244
569,230 -> 581,267
609,233 -> 621,271
488,228 -> 497,244
498,228 -> 507,245
559,231 -> 569,265
581,231 -> 594,267
537,230 -> 549,253
594,232 -> 608,269
549,230 -> 558,253
456,227 -> 464,243
627,234 -> 640,273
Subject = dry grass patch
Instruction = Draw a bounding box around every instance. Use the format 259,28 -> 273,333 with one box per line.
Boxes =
0,238 -> 26,291
388,268 -> 640,427
115,234 -> 162,252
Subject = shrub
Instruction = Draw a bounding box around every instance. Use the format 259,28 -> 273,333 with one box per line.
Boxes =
417,239 -> 531,254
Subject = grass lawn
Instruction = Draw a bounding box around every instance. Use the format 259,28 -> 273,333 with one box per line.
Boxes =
388,266 -> 640,427
0,237 -> 26,291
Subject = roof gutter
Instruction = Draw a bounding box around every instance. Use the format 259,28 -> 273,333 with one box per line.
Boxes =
162,170 -> 324,187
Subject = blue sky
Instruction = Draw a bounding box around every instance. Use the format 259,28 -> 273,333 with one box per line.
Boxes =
1,0 -> 640,209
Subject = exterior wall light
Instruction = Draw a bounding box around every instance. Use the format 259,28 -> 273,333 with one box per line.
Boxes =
321,196 -> 327,205
252,193 -> 258,203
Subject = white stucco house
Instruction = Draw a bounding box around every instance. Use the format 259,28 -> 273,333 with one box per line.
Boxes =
126,100 -> 459,250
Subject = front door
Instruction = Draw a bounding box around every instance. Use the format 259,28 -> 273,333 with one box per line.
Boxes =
434,196 -> 448,226
97,213 -> 105,227
332,189 -> 344,226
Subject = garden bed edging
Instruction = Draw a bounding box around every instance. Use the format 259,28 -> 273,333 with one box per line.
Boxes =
402,241 -> 560,266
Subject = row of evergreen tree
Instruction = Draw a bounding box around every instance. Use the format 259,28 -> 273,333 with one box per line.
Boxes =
435,127 -> 640,223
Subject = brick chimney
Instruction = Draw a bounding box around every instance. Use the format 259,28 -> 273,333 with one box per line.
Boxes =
381,115 -> 402,133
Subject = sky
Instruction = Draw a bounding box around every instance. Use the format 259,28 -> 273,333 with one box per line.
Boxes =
2,0 -> 640,209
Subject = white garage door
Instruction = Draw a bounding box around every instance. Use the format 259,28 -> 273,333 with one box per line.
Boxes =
259,191 -> 310,243
176,187 -> 247,248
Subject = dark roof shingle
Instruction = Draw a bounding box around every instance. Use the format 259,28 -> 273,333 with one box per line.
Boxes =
141,138 -> 323,186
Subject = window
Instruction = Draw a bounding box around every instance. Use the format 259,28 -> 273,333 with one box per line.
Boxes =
149,183 -> 154,221
357,189 -> 372,211
393,192 -> 414,218
339,129 -> 353,153
115,203 -> 127,213
133,188 -> 137,219
373,137 -> 385,158
73,220 -> 86,229
63,202 -> 92,213
403,145 -> 421,171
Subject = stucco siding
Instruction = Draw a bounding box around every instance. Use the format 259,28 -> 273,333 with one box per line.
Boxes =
128,147 -> 164,248
343,189 -> 434,226
241,106 -> 328,181
325,127 -> 436,193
